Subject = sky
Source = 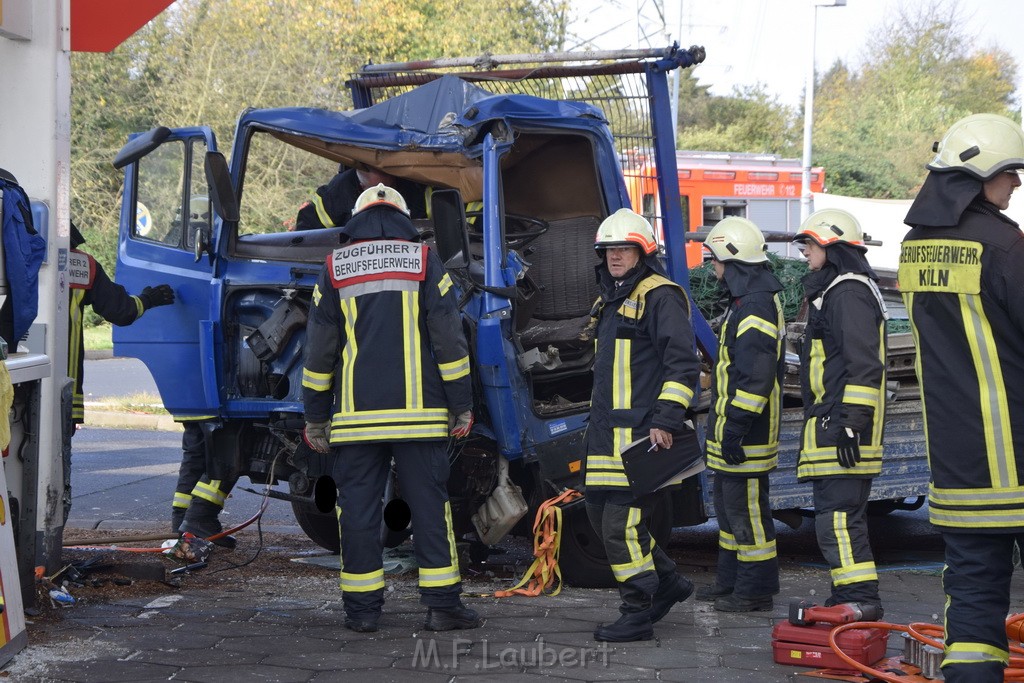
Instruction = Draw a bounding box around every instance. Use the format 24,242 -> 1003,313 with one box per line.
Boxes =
568,0 -> 1024,108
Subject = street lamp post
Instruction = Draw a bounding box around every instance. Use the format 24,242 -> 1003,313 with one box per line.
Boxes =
800,0 -> 846,224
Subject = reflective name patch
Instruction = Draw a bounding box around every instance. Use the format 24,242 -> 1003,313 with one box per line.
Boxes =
898,239 -> 982,294
328,240 -> 426,288
68,251 -> 95,289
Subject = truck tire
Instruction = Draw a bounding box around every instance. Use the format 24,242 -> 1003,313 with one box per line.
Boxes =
559,490 -> 674,589
290,500 -> 340,553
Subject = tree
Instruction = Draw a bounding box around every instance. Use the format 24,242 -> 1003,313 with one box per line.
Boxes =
676,84 -> 798,155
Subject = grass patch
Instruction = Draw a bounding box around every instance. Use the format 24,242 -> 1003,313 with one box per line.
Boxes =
89,392 -> 168,415
83,323 -> 113,351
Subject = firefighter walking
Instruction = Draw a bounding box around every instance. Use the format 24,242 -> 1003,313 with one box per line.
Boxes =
585,209 -> 700,642
301,184 -> 477,634
900,113 -> 1024,683
699,217 -> 785,612
792,208 -> 887,613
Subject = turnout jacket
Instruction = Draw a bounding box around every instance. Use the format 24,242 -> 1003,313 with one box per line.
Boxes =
301,207 -> 472,444
585,264 -> 700,490
295,168 -> 428,231
900,199 -> 1024,532
706,263 -> 786,476
68,249 -> 146,424
798,264 -> 887,481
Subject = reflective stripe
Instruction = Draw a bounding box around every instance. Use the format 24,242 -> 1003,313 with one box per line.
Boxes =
809,339 -> 826,403
611,507 -> 655,581
131,295 -> 145,318
834,511 -> 854,568
403,290 -> 423,409
173,415 -> 217,422
69,290 -> 85,388
842,384 -> 878,407
613,339 -> 631,409
340,569 -> 385,592
192,479 -> 228,507
731,389 -> 767,413
312,193 -> 335,228
737,478 -> 777,562
737,541 -> 777,562
713,315 -> 732,443
831,561 -> 878,586
658,380 -> 694,407
438,356 -> 470,381
943,642 -> 1009,666
301,368 -> 333,391
329,424 -> 449,442
312,282 -> 322,306
340,298 -> 358,412
960,292 -> 1017,488
736,315 -> 778,339
930,485 -> 1024,506
718,530 -> 738,551
438,272 -> 453,297
338,279 -> 418,299
584,471 -> 630,487
172,493 -> 191,508
797,448 -> 883,478
332,408 -> 449,424
928,505 -> 1024,529
419,565 -> 461,587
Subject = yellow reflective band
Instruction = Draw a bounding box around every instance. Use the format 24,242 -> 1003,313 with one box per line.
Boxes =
736,315 -> 779,339
810,340 -> 826,403
174,415 -> 217,422
339,570 -> 385,593
586,454 -> 624,468
943,642 -> 1009,666
172,493 -> 192,508
707,452 -> 778,475
658,381 -> 694,407
613,338 -> 632,409
438,272 -> 453,297
928,505 -> 1024,529
960,292 -> 1017,488
332,408 -> 449,425
748,478 -> 769,548
301,368 -> 333,391
131,295 -> 145,318
831,561 -> 878,586
732,389 -> 768,413
842,384 -> 879,407
419,565 -> 461,587
340,298 -> 358,412
718,530 -> 738,551
329,424 -> 449,442
624,507 -> 644,564
898,239 -> 982,294
798,448 -> 883,478
610,554 -> 655,581
438,356 -> 470,381
737,541 -> 777,562
192,480 -> 227,507
834,511 -> 854,567
312,193 -> 335,228
584,472 -> 630,487
402,290 -> 423,409
444,501 -> 459,578
312,282 -> 322,307
929,485 -> 1024,507
69,290 -> 85,385
713,316 -> 732,443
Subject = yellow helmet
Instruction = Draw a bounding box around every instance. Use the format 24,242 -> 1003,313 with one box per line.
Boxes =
704,216 -> 768,263
594,208 -> 658,255
794,208 -> 866,252
353,183 -> 410,216
927,113 -> 1024,180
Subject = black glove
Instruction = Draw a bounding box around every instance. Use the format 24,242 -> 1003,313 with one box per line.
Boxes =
836,427 -> 861,468
720,431 -> 746,466
140,284 -> 175,310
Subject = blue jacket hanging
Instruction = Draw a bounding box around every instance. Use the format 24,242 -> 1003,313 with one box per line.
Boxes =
0,171 -> 47,344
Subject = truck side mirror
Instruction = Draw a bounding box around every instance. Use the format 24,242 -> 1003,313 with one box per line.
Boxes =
430,188 -> 470,269
204,151 -> 238,222
112,127 -> 172,169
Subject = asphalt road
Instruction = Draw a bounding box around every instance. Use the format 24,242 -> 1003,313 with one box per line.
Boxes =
81,357 -> 158,402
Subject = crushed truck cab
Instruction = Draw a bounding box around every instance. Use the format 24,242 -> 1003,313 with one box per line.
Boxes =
113,46 -> 928,587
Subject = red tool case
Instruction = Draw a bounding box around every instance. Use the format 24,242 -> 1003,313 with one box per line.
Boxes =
771,621 -> 889,671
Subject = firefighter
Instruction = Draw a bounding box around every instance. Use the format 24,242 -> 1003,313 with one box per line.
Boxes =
301,183 -> 477,633
171,421 -> 238,549
585,208 -> 700,642
698,217 -> 784,612
64,221 -> 174,521
900,113 -> 1024,683
792,208 -> 887,614
293,165 -> 428,231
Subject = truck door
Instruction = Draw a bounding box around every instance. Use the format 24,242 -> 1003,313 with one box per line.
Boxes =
112,127 -> 223,417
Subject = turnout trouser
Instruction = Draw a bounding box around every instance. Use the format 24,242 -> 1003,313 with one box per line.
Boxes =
327,440 -> 462,619
812,477 -> 880,606
941,531 -> 1024,683
173,422 -> 207,515
586,489 -> 679,613
713,472 -> 779,598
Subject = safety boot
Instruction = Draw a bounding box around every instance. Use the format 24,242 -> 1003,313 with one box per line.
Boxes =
593,610 -> 654,642
171,508 -> 186,535
696,583 -> 733,601
650,575 -> 694,624
713,593 -> 773,612
179,499 -> 236,549
424,604 -> 481,631
344,614 -> 380,633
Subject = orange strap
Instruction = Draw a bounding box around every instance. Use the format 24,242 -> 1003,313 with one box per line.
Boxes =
494,488 -> 582,598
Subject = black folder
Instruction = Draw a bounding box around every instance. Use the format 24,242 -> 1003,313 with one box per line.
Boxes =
620,427 -> 705,499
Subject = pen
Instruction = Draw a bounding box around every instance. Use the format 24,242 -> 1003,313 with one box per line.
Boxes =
647,443 -> 658,452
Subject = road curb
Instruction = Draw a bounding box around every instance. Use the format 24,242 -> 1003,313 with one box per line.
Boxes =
83,407 -> 181,432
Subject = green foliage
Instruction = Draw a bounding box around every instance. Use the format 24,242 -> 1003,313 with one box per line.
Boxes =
676,84 -> 799,155
689,255 -> 810,326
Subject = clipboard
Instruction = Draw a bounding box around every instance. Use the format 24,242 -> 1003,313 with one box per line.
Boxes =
620,425 -> 705,499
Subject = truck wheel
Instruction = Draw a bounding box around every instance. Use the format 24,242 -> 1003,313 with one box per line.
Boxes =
290,500 -> 340,553
558,491 -> 673,589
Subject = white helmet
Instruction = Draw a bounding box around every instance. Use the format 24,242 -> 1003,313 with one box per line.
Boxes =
794,208 -> 866,252
353,183 -> 410,216
704,216 -> 768,263
594,208 -> 658,255
928,113 -> 1024,181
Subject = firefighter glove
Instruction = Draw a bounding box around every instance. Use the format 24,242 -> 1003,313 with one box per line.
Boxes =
450,410 -> 474,439
720,431 -> 746,466
837,428 -> 861,468
304,420 -> 331,453
140,284 -> 175,310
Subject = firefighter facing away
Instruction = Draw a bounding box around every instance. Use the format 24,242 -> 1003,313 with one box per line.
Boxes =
585,208 -> 700,642
301,183 -> 477,633
900,113 -> 1024,683
792,208 -> 888,614
699,217 -> 785,613
64,221 -> 174,521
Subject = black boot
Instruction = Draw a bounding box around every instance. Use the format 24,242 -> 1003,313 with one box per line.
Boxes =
650,575 -> 694,624
713,593 -> 773,612
424,605 -> 481,631
696,583 -> 733,601
344,614 -> 380,633
180,499 -> 236,549
594,610 -> 654,642
171,508 -> 186,534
